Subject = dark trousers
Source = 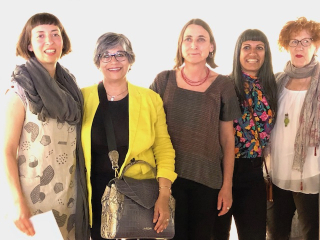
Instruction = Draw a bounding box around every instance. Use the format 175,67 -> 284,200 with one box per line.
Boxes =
172,177 -> 220,240
212,158 -> 267,240
266,184 -> 319,240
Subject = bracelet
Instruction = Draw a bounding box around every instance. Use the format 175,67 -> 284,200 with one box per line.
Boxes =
159,186 -> 172,194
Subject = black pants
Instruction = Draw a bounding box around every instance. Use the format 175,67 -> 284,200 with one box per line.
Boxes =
212,158 -> 267,240
172,177 -> 220,240
266,184 -> 319,240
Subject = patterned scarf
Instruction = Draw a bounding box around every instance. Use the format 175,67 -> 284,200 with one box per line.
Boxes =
277,56 -> 320,172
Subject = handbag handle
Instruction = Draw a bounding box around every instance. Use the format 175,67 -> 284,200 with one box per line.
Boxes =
97,82 -> 157,178
248,106 -> 270,177
120,159 -> 157,179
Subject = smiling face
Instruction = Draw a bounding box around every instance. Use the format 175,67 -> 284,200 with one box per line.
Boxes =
289,29 -> 319,68
28,24 -> 63,70
99,45 -> 130,83
181,24 -> 213,65
240,40 -> 265,77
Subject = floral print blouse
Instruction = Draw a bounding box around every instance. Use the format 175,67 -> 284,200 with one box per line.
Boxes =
234,73 -> 275,158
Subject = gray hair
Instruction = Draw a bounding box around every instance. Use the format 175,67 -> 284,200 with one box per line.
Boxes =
93,32 -> 135,68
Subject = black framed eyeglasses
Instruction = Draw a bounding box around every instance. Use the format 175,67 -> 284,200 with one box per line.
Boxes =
288,38 -> 313,47
98,51 -> 128,63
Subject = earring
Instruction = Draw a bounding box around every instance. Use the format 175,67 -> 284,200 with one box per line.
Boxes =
209,52 -> 213,58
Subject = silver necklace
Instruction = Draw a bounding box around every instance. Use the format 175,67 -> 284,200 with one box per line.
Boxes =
106,88 -> 128,101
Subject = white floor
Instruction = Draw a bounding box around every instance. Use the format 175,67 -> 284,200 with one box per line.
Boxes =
229,217 -> 239,240
229,217 -> 304,240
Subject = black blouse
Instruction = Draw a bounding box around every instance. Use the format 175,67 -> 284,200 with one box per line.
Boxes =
90,94 -> 129,223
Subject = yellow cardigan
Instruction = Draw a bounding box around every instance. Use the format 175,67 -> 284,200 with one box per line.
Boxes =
81,82 -> 177,226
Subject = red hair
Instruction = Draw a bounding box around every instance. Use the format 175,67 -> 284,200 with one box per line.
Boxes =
278,17 -> 320,51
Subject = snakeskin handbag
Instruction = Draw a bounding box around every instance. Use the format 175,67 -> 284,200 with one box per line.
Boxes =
101,159 -> 175,239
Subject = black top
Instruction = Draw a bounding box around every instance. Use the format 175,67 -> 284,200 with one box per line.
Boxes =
91,94 -> 129,223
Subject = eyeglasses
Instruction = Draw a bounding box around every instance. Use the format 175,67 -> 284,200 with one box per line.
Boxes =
98,51 -> 128,63
288,38 -> 313,47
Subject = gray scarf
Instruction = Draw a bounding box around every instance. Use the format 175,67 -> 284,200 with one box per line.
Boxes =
12,57 -> 90,239
277,56 -> 320,172
12,57 -> 81,124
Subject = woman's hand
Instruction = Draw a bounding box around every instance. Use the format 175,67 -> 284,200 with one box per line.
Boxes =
153,177 -> 172,233
153,194 -> 170,233
12,199 -> 35,236
218,120 -> 234,216
217,185 -> 232,216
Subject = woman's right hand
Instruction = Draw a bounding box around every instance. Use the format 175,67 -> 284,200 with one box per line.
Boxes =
12,200 -> 35,236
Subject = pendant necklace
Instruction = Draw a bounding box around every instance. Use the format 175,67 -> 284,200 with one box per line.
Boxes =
106,88 -> 128,101
284,78 -> 309,127
181,66 -> 210,86
284,113 -> 290,127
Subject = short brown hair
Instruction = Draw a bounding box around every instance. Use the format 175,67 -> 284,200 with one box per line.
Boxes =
16,12 -> 72,60
174,18 -> 218,69
278,17 -> 320,51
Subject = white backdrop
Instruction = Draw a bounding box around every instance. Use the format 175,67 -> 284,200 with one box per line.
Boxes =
1,0 -> 320,91
0,1 -> 319,238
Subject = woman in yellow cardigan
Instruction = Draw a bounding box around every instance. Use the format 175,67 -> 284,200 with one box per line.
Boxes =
81,32 -> 177,240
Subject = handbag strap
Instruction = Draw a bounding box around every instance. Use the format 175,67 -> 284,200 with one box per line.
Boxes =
248,106 -> 270,177
98,82 -> 119,173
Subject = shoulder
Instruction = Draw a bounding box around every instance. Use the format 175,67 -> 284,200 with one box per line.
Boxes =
81,84 -> 99,105
8,81 -> 27,107
129,82 -> 160,99
275,72 -> 287,86
218,74 -> 233,84
150,70 -> 176,95
275,72 -> 286,81
129,83 -> 164,111
59,64 -> 76,79
81,84 -> 98,96
154,70 -> 175,84
214,74 -> 235,90
156,70 -> 173,78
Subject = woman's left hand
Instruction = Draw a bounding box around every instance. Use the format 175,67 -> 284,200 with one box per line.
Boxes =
153,195 -> 170,233
217,185 -> 233,216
